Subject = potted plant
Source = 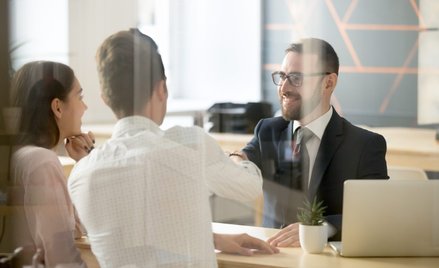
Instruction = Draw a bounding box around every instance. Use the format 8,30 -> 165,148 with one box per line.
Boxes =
297,197 -> 327,253
2,41 -> 26,134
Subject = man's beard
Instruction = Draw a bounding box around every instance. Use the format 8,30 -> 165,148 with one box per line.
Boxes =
280,85 -> 322,121
281,100 -> 301,121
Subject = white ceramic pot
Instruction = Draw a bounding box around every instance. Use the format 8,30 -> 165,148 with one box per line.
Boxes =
299,224 -> 327,253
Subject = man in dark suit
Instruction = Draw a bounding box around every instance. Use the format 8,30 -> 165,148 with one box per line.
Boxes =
240,38 -> 388,247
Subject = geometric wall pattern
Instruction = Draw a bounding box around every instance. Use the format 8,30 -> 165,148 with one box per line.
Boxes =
262,0 -> 434,127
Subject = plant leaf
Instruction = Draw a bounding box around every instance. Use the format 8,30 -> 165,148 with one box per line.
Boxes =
296,196 -> 326,225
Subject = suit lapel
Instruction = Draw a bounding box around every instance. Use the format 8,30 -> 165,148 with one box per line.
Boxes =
308,110 -> 344,199
277,121 -> 293,163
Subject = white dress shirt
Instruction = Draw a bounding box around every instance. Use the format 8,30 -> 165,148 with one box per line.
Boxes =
68,116 -> 262,268
292,107 -> 333,184
293,107 -> 336,237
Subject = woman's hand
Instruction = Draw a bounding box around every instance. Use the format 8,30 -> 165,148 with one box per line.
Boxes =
65,131 -> 95,162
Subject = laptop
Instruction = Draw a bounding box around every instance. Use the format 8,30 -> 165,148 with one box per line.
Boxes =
329,179 -> 439,257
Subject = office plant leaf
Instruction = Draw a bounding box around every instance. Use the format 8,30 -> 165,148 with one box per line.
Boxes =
297,197 -> 326,226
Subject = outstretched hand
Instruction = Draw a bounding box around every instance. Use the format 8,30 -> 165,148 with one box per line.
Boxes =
65,131 -> 95,162
267,223 -> 301,247
214,233 -> 279,256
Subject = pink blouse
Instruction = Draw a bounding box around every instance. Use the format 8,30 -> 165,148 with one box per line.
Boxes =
10,146 -> 85,267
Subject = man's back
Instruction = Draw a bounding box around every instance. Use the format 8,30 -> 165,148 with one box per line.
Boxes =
68,116 -> 217,267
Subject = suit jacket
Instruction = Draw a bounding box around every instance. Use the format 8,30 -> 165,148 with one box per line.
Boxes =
243,109 -> 388,239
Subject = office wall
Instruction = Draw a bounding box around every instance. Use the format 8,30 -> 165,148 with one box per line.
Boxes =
168,0 -> 262,102
262,0 -> 426,127
11,1 -> 433,127
418,0 -> 439,125
68,0 -> 138,124
8,0 -> 69,72
68,0 -> 262,123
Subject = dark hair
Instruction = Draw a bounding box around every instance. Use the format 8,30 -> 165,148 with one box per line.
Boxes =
11,61 -> 75,149
96,28 -> 166,118
286,38 -> 339,75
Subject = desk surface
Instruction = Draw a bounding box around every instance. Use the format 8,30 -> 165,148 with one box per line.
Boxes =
213,223 -> 439,268
371,127 -> 439,155
370,127 -> 439,172
75,223 -> 439,268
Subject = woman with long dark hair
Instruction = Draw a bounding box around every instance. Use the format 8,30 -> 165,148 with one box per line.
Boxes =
9,61 -> 93,267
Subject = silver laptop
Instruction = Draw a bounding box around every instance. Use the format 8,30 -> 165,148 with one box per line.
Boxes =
329,179 -> 439,257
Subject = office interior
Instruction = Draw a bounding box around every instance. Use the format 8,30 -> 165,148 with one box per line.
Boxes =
1,0 -> 439,266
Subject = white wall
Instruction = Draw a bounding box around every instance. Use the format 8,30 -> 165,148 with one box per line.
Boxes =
418,0 -> 439,124
68,0 -> 139,124
70,0 -> 262,123
9,0 -> 68,69
13,0 -> 262,124
168,0 -> 262,102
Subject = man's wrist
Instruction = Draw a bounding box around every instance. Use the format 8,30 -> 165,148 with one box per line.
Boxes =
228,151 -> 245,159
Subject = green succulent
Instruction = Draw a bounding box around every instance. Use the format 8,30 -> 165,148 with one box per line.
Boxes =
297,197 -> 327,226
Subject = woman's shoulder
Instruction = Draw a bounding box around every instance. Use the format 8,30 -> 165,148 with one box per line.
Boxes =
11,146 -> 65,188
13,146 -> 60,169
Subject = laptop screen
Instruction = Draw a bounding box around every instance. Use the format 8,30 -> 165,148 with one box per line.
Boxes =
339,180 -> 439,257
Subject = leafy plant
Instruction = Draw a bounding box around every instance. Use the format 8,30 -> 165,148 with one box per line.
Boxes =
8,41 -> 26,78
297,197 -> 327,226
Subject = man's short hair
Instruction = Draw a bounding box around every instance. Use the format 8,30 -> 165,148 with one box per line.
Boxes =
286,38 -> 339,75
96,28 -> 166,118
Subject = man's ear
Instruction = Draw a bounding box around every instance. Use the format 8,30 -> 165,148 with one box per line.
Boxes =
325,73 -> 338,92
51,98 -> 63,119
156,80 -> 168,102
101,92 -> 110,106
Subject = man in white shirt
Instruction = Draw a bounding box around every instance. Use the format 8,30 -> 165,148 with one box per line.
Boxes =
68,29 -> 277,268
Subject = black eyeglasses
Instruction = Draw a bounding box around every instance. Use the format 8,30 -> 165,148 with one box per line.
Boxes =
271,71 -> 332,87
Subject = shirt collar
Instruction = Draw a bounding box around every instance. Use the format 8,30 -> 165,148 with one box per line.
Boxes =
112,116 -> 162,138
292,107 -> 333,140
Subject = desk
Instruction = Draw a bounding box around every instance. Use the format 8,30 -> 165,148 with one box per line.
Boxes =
209,133 -> 254,153
166,99 -> 212,127
369,127 -> 439,172
58,156 -> 75,178
74,223 -> 439,268
81,124 -> 114,147
213,223 -> 439,268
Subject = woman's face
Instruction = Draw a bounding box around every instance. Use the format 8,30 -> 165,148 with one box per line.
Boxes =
57,77 -> 88,139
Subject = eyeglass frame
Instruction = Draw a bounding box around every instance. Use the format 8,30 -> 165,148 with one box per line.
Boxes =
271,71 -> 332,87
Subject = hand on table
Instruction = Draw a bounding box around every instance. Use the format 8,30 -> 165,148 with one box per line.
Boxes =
267,223 -> 300,247
214,233 -> 279,256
